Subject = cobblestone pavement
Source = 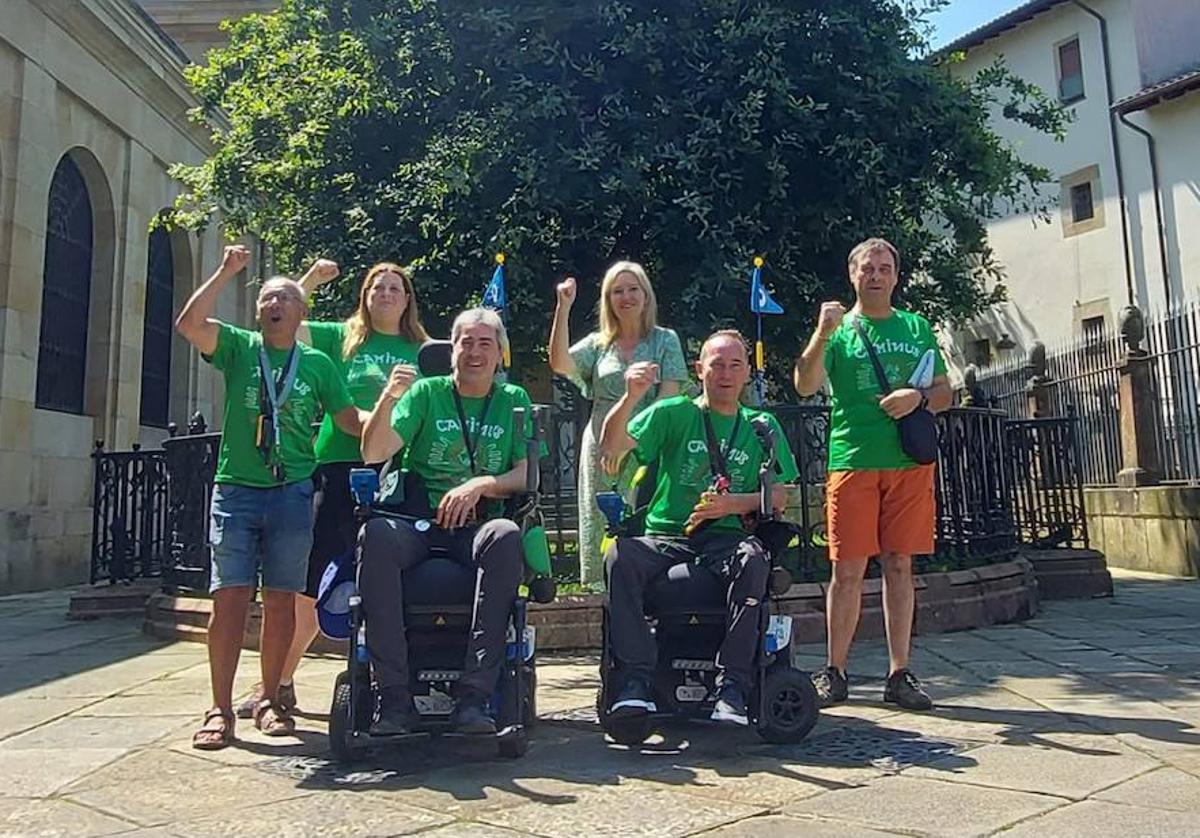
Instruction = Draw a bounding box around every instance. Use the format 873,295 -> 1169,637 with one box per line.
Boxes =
2,569 -> 1199,837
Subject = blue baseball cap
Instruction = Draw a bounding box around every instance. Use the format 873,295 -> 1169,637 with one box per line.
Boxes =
316,550 -> 356,641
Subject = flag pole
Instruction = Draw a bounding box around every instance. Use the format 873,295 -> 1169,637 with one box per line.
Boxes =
753,256 -> 765,405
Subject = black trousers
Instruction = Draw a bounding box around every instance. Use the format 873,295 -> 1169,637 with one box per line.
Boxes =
358,517 -> 524,698
604,530 -> 770,688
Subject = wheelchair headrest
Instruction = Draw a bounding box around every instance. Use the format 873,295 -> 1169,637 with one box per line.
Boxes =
418,339 -> 453,376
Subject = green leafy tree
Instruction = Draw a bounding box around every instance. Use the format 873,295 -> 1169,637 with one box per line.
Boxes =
169,0 -> 1067,395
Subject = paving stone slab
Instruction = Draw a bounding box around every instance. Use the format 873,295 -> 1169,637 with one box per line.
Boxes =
61,750 -> 303,827
0,797 -> 137,837
0,747 -> 127,797
0,713 -> 191,751
906,733 -> 1160,799
165,790 -> 453,837
1094,766 -> 1200,813
624,756 -> 843,808
0,696 -> 97,740
784,775 -> 1066,837
1002,799 -> 1199,838
416,825 -> 536,837
697,814 -> 906,837
479,783 -> 766,837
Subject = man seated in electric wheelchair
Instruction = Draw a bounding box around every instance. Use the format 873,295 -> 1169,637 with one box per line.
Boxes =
595,329 -> 819,744
330,307 -> 553,760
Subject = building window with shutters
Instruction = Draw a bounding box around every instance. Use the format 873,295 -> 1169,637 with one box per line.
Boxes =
1056,37 -> 1085,104
140,226 -> 174,427
1060,164 -> 1104,237
36,156 -> 93,414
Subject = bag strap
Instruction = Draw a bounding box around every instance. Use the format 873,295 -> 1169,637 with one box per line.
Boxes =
850,317 -> 893,396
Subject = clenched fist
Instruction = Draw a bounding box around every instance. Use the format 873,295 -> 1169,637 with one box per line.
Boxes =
556,277 -> 577,308
308,259 -> 340,286
382,363 -> 417,402
816,301 -> 846,339
220,245 -> 251,276
624,361 -> 659,402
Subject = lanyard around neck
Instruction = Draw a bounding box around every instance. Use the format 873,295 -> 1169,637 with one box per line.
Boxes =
258,344 -> 300,416
452,384 -> 495,475
701,405 -> 743,482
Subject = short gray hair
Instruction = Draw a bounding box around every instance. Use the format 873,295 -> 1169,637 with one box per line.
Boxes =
451,307 -> 509,361
257,275 -> 306,304
847,237 -> 900,273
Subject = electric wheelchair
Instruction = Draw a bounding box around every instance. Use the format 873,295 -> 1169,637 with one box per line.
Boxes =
595,416 -> 819,746
326,341 -> 556,763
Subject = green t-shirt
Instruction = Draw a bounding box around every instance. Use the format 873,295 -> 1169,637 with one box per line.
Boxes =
383,376 -> 536,512
205,323 -> 353,487
628,396 -> 800,536
824,308 -> 947,471
306,321 -> 422,464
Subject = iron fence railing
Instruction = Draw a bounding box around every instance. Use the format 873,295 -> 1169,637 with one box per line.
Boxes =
90,442 -> 170,584
91,398 -> 1086,591
975,301 -> 1200,487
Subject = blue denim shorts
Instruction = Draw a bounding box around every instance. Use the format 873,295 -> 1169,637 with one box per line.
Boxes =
208,480 -> 316,593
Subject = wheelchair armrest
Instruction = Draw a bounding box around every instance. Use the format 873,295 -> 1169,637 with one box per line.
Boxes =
504,492 -> 540,525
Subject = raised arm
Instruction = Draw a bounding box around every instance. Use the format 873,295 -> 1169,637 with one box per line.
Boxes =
548,277 -> 578,377
296,259 -> 340,345
360,364 -> 416,464
174,245 -> 250,356
599,361 -> 658,473
793,301 -> 845,397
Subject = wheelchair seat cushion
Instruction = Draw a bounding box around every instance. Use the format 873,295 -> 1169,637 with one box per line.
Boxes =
645,562 -> 726,614
403,557 -> 475,606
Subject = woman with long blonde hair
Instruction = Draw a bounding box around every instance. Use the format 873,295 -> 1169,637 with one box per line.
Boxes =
548,261 -> 688,587
238,259 -> 429,719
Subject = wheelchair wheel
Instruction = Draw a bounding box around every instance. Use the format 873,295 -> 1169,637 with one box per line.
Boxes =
329,672 -> 356,763
756,668 -> 819,744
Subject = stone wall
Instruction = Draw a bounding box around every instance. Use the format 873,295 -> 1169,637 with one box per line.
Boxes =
0,0 -> 257,593
1085,486 -> 1200,577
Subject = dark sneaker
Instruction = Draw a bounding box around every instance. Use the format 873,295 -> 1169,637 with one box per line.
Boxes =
812,666 -> 849,708
609,676 -> 657,717
371,687 -> 418,736
884,669 -> 933,711
452,698 -> 497,735
710,682 -> 749,726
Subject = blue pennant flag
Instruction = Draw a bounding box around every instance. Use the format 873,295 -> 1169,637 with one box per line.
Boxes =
482,254 -> 507,311
749,260 -> 783,315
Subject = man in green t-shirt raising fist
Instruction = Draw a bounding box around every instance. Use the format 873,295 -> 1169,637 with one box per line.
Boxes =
359,308 -> 531,736
599,330 -> 799,727
793,237 -> 953,712
175,245 -> 364,750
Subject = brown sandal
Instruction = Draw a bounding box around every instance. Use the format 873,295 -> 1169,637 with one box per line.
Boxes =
253,699 -> 296,737
192,707 -> 235,750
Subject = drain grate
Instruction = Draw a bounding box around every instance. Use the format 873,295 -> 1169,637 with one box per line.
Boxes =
759,725 -> 975,773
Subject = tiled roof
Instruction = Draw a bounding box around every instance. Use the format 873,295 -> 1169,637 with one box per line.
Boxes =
935,0 -> 1066,56
1113,67 -> 1200,114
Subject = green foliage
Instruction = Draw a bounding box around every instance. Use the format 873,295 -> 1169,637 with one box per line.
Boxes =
169,0 -> 1068,394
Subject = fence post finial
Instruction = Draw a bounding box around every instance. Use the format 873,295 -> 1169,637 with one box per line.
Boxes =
1118,305 -> 1146,357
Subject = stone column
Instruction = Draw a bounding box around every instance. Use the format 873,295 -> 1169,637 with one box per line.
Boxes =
1115,305 -> 1161,487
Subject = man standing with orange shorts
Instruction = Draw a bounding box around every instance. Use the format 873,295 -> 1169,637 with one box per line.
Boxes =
793,237 -> 952,711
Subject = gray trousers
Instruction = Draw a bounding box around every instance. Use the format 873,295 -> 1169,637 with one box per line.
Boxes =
604,531 -> 770,688
358,517 -> 524,698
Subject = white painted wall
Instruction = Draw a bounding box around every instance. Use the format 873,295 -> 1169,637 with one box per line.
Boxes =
945,0 -> 1199,375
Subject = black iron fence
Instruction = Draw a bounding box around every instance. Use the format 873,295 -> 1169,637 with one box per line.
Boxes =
90,442 -> 169,584
91,397 -> 1086,590
975,301 -> 1200,487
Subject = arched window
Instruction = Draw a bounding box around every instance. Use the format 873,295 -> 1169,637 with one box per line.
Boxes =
140,226 -> 174,427
36,156 -> 93,414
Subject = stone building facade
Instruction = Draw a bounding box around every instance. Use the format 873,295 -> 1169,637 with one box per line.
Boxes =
0,0 -> 266,592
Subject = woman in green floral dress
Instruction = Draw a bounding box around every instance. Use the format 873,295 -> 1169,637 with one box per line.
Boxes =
549,261 -> 688,587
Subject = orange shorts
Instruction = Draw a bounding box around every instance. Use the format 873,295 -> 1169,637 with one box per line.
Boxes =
826,465 -> 936,561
